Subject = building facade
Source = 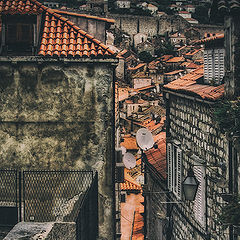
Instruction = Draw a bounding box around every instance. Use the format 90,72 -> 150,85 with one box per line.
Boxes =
0,1 -> 118,239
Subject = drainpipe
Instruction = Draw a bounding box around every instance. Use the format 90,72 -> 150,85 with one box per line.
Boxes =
229,140 -> 233,240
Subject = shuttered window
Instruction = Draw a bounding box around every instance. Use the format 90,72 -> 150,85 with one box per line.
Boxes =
193,166 -> 206,227
204,48 -> 225,85
167,143 -> 182,200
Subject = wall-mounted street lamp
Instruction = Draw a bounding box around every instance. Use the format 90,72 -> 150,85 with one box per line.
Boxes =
182,167 -> 199,201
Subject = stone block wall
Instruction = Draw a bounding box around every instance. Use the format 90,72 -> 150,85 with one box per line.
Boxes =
0,57 -> 117,240
145,171 -> 167,240
167,94 -> 229,240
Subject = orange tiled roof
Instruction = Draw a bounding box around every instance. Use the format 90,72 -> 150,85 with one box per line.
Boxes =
164,78 -> 224,101
52,9 -> 115,23
120,173 -> 142,191
121,135 -> 138,150
186,62 -> 199,69
0,0 -> 115,58
145,132 -> 166,179
195,34 -> 224,44
166,56 -> 185,63
164,69 -> 184,75
128,63 -> 146,71
161,55 -> 173,62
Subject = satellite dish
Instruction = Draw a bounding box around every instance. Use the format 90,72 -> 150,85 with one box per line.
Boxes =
121,146 -> 127,155
123,152 -> 136,169
136,128 -> 154,151
136,175 -> 144,185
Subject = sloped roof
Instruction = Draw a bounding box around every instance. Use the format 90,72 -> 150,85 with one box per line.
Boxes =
145,132 -> 166,179
166,56 -> 185,63
52,9 -> 115,24
194,34 -> 224,44
0,0 -> 115,58
164,71 -> 224,101
121,135 -> 138,150
120,173 -> 142,191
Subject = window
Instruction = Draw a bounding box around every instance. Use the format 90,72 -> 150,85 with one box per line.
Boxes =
193,165 -> 206,227
204,48 -> 225,85
1,15 -> 36,55
167,143 -> 182,199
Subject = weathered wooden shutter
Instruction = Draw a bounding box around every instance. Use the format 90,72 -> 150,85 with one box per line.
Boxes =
176,148 -> 182,200
193,166 -> 205,226
167,143 -> 172,191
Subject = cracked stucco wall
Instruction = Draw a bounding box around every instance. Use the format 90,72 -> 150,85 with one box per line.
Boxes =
0,59 -> 115,240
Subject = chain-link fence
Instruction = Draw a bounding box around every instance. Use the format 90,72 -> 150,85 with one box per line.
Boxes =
0,169 -> 99,239
0,170 -> 19,226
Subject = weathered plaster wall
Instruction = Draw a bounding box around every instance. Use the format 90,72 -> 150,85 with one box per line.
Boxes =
0,58 -> 116,240
168,94 -> 229,240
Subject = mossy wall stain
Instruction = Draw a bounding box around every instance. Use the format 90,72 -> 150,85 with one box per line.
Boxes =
0,61 -> 114,239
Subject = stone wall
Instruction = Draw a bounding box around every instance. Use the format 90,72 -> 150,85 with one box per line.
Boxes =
107,14 -> 190,38
167,93 -> 229,240
0,57 -> 117,240
145,170 -> 167,240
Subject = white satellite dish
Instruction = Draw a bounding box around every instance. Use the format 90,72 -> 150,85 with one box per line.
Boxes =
136,175 -> 144,185
123,152 -> 136,169
121,146 -> 127,155
136,128 -> 154,151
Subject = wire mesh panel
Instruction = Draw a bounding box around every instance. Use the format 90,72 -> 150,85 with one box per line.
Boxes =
0,170 -> 19,226
23,170 -> 93,222
76,172 -> 98,240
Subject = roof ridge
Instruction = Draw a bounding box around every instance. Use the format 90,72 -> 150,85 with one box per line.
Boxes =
28,0 -> 115,56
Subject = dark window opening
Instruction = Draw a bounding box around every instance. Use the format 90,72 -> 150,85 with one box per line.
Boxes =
1,15 -> 36,55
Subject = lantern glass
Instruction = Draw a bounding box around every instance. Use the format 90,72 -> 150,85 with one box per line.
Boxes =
182,168 -> 199,201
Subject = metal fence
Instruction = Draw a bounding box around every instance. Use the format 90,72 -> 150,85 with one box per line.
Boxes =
23,170 -> 94,222
76,172 -> 98,240
0,170 -> 19,226
0,169 -> 99,239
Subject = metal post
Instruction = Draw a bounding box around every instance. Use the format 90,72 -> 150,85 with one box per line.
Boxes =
18,171 -> 22,222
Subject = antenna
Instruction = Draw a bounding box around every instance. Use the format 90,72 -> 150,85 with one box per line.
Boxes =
122,152 -> 136,169
136,128 -> 154,151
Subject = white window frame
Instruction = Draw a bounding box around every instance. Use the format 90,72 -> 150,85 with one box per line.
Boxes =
167,143 -> 182,200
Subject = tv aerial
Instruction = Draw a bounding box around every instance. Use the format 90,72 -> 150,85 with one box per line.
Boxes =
122,152 -> 136,169
136,128 -> 154,151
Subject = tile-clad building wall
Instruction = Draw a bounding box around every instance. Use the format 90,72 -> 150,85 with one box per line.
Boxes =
167,93 -> 229,240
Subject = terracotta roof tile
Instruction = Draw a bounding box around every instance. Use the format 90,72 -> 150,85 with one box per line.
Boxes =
121,135 -> 138,150
52,9 -> 115,24
194,33 -> 224,44
145,132 -> 166,179
120,178 -> 142,191
166,56 -> 185,63
0,0 -> 115,58
128,63 -> 146,71
164,70 -> 184,75
164,69 -> 224,101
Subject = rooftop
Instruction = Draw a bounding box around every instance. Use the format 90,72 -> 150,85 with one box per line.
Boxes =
164,66 -> 224,101
0,0 -> 115,58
